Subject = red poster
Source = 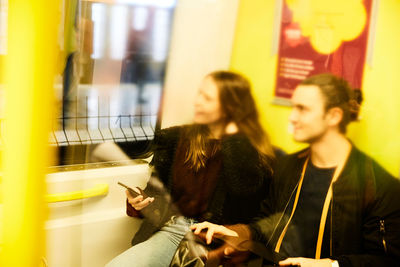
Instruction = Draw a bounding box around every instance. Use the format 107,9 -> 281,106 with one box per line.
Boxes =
274,0 -> 373,102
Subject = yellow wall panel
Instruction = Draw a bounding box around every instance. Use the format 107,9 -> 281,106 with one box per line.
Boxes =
231,0 -> 400,176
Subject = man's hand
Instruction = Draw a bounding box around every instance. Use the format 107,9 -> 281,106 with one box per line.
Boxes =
279,257 -> 335,267
190,221 -> 238,244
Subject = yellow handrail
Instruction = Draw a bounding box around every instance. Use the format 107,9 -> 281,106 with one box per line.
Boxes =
0,183 -> 109,204
45,183 -> 109,203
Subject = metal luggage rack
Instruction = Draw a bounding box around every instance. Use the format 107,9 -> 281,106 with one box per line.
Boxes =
51,93 -> 157,146
50,113 -> 156,147
0,114 -> 155,147
0,98 -> 157,147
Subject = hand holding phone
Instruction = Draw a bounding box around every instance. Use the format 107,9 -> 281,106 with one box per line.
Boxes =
118,182 -> 148,198
118,182 -> 153,210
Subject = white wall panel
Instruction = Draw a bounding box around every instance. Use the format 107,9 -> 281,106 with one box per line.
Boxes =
161,0 -> 240,128
44,164 -> 150,266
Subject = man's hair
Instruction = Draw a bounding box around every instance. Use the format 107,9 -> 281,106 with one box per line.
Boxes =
300,73 -> 361,133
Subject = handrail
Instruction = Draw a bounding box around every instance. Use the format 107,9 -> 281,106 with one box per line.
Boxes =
45,183 -> 109,203
0,183 -> 109,204
0,184 -> 109,248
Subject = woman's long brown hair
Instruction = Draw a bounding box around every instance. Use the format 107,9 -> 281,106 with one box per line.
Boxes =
184,71 -> 275,172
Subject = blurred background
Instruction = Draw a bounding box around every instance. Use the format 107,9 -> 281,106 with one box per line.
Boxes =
0,0 -> 399,266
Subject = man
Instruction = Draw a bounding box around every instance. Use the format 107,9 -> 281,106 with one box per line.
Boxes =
191,73 -> 400,267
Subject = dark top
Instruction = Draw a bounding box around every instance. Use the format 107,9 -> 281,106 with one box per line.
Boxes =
249,146 -> 400,267
150,125 -> 274,224
171,139 -> 222,219
280,162 -> 334,257
128,125 -> 276,245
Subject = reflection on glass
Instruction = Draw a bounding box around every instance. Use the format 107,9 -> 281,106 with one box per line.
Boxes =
56,0 -> 175,165
152,9 -> 169,62
110,5 -> 129,60
133,7 -> 148,31
91,3 -> 106,60
118,0 -> 176,8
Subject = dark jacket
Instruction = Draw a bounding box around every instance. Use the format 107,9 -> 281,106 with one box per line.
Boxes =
152,125 -> 272,224
250,146 -> 400,267
131,125 -> 273,245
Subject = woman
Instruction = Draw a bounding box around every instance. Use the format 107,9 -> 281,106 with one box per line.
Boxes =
106,70 -> 276,267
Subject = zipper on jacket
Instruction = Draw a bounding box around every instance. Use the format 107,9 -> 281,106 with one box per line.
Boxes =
379,219 -> 388,254
266,179 -> 301,247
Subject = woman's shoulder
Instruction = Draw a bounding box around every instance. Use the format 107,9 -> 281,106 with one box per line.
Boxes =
221,132 -> 250,144
154,124 -> 191,141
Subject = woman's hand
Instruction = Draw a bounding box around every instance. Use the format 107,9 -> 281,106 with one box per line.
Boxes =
225,121 -> 239,135
190,221 -> 238,244
126,190 -> 154,210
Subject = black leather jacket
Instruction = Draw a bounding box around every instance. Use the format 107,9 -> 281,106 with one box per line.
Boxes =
250,146 -> 400,267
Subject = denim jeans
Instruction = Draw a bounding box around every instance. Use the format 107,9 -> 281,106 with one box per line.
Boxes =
105,216 -> 196,267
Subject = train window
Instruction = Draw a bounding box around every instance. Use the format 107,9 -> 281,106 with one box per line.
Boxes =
53,0 -> 176,165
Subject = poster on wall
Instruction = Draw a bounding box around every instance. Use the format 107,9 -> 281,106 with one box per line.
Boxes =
273,0 -> 373,104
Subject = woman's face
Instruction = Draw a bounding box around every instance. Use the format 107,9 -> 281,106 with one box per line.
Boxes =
193,76 -> 224,125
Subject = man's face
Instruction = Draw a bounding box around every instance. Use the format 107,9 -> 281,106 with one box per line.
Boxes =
289,85 -> 330,143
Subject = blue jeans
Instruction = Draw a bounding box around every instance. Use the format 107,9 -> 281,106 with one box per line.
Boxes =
105,216 -> 196,267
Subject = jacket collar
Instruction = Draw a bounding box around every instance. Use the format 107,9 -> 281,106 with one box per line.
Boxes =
296,142 -> 363,183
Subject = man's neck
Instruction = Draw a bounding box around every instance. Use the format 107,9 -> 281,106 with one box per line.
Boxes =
309,132 -> 352,168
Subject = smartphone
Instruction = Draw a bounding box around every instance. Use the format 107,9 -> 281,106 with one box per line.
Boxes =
118,182 -> 147,198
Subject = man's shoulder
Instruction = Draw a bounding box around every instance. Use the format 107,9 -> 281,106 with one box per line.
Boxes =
348,146 -> 396,179
274,148 -> 309,176
347,146 -> 400,192
278,147 -> 309,164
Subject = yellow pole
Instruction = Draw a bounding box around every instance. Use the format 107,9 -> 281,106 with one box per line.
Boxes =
1,0 -> 61,266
